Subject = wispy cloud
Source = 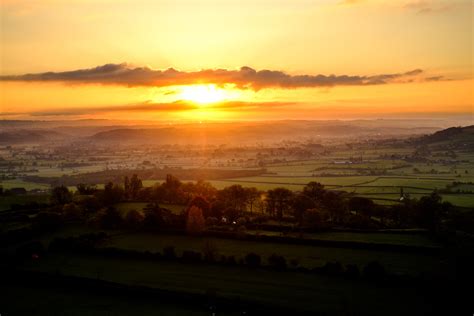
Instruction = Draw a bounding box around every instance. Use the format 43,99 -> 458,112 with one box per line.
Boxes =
403,1 -> 457,14
0,63 -> 438,90
27,100 -> 298,116
338,0 -> 460,14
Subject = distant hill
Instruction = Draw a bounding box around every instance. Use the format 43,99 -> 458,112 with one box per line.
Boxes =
1,119 -> 467,146
417,125 -> 474,145
0,129 -> 65,144
88,121 -> 442,145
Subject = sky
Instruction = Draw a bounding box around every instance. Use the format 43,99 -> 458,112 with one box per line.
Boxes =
0,0 -> 472,121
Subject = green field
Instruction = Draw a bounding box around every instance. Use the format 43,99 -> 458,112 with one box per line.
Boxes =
0,179 -> 50,190
100,233 -> 451,277
245,230 -> 439,247
1,281 -> 209,316
0,194 -> 50,211
18,253 -> 437,315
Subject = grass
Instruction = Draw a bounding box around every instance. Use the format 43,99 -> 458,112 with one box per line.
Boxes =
246,231 -> 440,248
0,179 -> 50,190
100,232 -> 452,278
1,281 -> 209,316
19,253 -> 437,315
0,194 -> 50,211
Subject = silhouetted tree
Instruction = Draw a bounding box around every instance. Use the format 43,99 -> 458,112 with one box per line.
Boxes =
51,185 -> 72,205
349,197 -> 375,218
143,204 -> 169,230
163,246 -> 176,259
292,193 -> 315,223
100,206 -> 122,229
268,254 -> 287,270
187,195 -> 211,218
245,253 -> 261,267
245,187 -> 260,214
302,208 -> 325,230
416,192 -> 448,232
124,209 -> 144,228
82,196 -> 101,214
124,176 -> 130,199
345,264 -> 360,279
202,241 -> 219,262
186,206 -> 205,234
162,174 -> 183,203
303,182 -> 326,202
102,182 -> 124,205
266,188 -> 293,220
76,183 -> 98,195
322,191 -> 347,224
219,185 -> 248,212
129,174 -> 143,199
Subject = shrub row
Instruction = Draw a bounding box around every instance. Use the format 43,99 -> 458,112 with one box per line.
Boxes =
45,234 -> 390,282
203,229 -> 441,255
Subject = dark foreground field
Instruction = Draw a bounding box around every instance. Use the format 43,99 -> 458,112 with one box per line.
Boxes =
2,252 -> 453,316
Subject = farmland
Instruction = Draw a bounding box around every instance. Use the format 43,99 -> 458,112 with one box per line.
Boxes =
99,232 -> 450,277
14,253 -> 438,316
0,123 -> 472,314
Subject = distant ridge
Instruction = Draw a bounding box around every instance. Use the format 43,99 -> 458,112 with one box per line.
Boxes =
418,125 -> 474,145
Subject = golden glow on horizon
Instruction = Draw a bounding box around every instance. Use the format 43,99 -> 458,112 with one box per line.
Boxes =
0,0 -> 472,120
176,84 -> 239,105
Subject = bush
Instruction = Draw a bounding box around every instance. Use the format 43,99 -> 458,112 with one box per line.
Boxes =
267,254 -> 287,270
290,258 -> 300,268
99,206 -> 122,229
181,250 -> 202,262
221,255 -> 237,266
163,246 -> 176,259
244,252 -> 261,267
186,206 -> 205,234
321,261 -> 343,276
202,241 -> 218,262
124,209 -> 144,229
345,264 -> 360,279
363,261 -> 386,281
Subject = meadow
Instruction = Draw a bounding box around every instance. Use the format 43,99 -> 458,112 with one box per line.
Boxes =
18,253 -> 437,315
99,232 -> 451,278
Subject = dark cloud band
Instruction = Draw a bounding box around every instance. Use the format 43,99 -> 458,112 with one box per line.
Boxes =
0,63 -> 434,89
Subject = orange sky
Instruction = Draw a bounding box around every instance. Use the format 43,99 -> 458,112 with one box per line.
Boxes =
0,0 -> 472,121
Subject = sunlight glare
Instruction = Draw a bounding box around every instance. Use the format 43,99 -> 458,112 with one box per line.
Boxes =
177,84 -> 235,105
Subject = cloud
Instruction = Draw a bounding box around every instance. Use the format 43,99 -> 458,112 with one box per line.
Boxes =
404,1 -> 457,14
339,0 -> 364,5
337,0 -> 460,14
0,63 -> 434,90
27,100 -> 297,116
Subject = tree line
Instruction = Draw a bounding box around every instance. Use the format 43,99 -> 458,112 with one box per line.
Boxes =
41,173 -> 455,234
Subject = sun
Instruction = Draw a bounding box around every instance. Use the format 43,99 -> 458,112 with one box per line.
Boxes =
177,84 -> 231,104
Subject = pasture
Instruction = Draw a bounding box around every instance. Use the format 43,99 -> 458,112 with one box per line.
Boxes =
19,253 -> 437,315
100,232 -> 451,278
